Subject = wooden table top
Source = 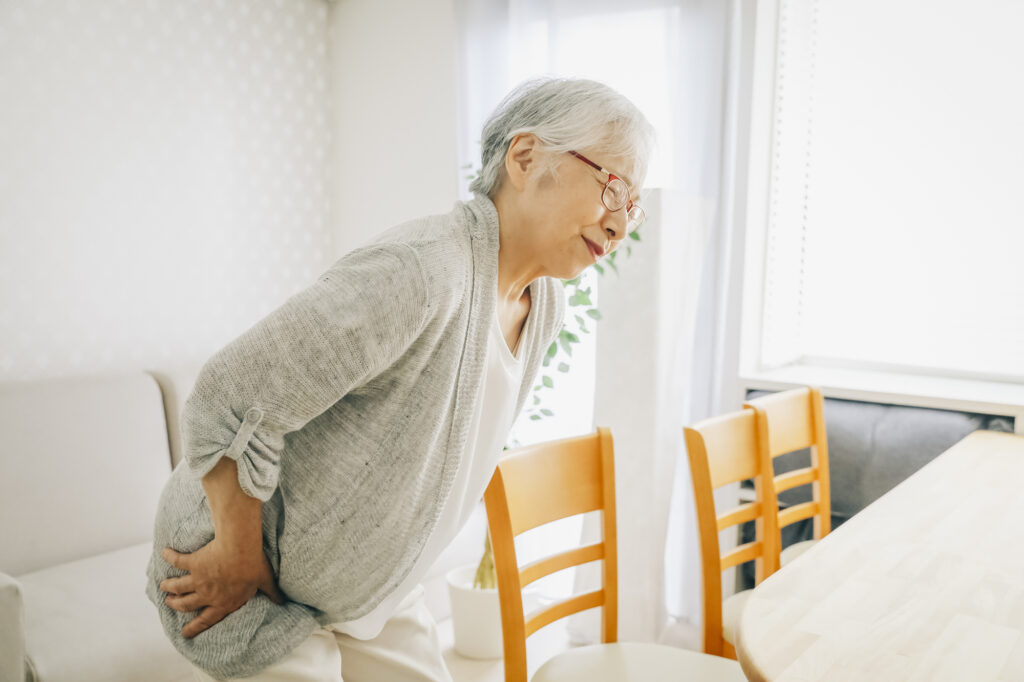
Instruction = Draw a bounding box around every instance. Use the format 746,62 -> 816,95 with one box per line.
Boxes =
737,430 -> 1024,682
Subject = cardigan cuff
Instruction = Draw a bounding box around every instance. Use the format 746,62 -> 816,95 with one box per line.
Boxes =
187,406 -> 279,502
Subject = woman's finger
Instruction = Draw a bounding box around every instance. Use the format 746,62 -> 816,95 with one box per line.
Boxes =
165,592 -> 205,613
181,606 -> 229,639
161,547 -> 191,570
159,574 -> 195,595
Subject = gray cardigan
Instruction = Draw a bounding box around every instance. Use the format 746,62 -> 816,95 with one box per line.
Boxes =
145,194 -> 565,678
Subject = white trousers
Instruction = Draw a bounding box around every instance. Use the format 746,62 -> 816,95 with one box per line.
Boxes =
191,584 -> 453,682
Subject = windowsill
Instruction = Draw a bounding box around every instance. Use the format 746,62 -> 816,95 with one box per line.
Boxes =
740,363 -> 1024,434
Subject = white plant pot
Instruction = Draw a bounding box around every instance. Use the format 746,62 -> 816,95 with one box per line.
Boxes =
446,564 -> 504,659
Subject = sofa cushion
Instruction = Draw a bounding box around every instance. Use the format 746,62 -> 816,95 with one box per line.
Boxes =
19,542 -> 192,682
864,404 -> 987,506
0,372 -> 173,575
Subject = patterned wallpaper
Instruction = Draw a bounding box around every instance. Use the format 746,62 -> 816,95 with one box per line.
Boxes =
0,0 -> 334,382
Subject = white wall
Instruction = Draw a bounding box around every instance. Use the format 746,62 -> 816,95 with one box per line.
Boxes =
0,0 -> 335,382
0,0 -> 463,382
327,0 -> 460,250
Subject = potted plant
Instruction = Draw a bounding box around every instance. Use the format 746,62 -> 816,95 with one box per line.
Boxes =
446,530 -> 503,658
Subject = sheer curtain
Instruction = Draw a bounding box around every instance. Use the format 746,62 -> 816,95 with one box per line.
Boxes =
454,0 -> 743,642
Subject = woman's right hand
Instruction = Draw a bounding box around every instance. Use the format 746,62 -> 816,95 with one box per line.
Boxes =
159,536 -> 286,639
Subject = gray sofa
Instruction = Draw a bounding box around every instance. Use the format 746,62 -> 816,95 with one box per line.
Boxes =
0,368 -> 488,682
737,391 -> 1016,589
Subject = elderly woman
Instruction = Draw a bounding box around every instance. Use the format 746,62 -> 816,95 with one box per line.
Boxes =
147,76 -> 654,681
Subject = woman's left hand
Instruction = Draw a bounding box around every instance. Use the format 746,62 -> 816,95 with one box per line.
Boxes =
159,536 -> 285,639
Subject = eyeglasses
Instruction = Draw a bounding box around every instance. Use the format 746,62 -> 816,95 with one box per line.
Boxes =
568,150 -> 645,233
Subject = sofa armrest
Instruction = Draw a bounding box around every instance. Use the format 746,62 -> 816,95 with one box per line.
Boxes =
0,571 -> 26,682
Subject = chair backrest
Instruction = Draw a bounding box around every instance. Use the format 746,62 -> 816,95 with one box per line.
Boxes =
683,408 -> 780,657
483,427 -> 618,682
744,386 -> 831,540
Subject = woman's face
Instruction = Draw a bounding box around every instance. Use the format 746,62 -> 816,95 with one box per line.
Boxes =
510,138 -> 642,281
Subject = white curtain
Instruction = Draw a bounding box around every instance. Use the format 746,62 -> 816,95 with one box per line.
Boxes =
454,0 -> 745,643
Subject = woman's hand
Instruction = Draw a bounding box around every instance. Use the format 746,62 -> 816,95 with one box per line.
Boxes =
159,537 -> 286,639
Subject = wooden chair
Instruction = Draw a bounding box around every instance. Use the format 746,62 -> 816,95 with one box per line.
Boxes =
484,427 -> 746,682
683,409 -> 781,659
744,386 -> 831,566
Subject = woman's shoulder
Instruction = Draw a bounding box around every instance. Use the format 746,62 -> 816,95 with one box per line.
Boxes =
320,210 -> 469,300
369,205 -> 473,267
361,206 -> 474,302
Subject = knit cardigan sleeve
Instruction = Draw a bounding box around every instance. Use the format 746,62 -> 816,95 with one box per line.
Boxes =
182,242 -> 432,501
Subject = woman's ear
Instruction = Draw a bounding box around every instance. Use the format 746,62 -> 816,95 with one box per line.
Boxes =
503,133 -> 539,192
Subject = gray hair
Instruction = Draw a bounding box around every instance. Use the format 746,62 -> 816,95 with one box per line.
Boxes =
470,77 -> 656,198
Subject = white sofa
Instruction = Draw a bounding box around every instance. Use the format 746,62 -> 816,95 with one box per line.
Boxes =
0,368 -> 488,682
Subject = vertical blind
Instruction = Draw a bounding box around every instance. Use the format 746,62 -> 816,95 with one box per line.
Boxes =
760,0 -> 1024,380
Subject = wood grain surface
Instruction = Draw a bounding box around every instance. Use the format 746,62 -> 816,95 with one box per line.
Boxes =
737,430 -> 1024,682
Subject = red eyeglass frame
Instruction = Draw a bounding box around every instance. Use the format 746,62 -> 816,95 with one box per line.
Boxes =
567,150 -> 639,214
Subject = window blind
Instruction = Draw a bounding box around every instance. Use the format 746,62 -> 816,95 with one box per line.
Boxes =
760,0 -> 1024,380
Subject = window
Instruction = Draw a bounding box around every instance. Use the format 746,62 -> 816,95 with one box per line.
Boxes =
743,0 -> 1024,389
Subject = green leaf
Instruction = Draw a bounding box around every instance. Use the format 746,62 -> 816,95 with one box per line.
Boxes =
564,277 -> 582,286
557,362 -> 570,373
546,341 -> 558,359
559,337 -> 574,356
540,408 -> 554,417
628,230 -> 641,241
575,314 -> 585,327
609,259 -> 619,274
586,309 -> 602,320
594,264 -> 605,275
575,290 -> 592,306
626,246 -> 633,257
530,414 -> 542,421
533,395 -> 541,405
564,332 -> 580,343
542,375 -> 554,389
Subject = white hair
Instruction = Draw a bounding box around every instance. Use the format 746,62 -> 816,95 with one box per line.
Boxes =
470,77 -> 656,198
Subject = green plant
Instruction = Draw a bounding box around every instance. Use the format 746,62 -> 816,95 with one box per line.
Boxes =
521,229 -> 641,424
472,529 -> 497,589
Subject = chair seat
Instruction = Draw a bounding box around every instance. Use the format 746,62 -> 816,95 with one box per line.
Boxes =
781,539 -> 817,566
18,542 -> 193,682
531,642 -> 745,681
721,589 -> 752,646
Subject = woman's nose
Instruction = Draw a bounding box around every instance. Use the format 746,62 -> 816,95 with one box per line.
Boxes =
601,208 -> 628,243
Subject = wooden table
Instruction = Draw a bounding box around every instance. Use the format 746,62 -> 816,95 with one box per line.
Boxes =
737,430 -> 1024,682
